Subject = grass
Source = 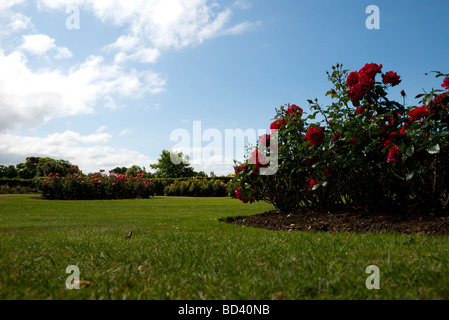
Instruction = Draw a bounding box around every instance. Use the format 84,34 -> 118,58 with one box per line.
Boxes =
1,194 -> 449,300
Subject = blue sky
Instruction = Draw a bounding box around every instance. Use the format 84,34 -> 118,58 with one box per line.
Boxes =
0,0 -> 448,175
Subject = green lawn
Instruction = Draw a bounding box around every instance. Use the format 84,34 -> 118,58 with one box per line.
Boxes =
1,194 -> 449,300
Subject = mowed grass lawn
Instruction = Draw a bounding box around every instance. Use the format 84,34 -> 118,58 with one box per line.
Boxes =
1,194 -> 449,300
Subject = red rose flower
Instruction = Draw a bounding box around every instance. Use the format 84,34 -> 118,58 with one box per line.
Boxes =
259,134 -> 270,148
285,104 -> 303,116
305,126 -> 325,146
441,77 -> 449,90
250,150 -> 268,168
348,77 -> 375,102
401,90 -> 406,97
332,131 -> 341,141
309,178 -> 321,191
387,145 -> 401,163
270,119 -> 287,130
382,71 -> 402,86
430,93 -> 449,114
359,63 -> 383,79
356,106 -> 365,114
346,71 -> 359,87
235,188 -> 242,200
408,106 -> 429,121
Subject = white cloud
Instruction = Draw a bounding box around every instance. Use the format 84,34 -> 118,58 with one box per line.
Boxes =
20,34 -> 73,59
0,130 -> 152,173
0,1 -> 32,38
37,0 -> 257,63
55,47 -> 74,59
0,50 -> 166,132
118,128 -> 132,136
233,0 -> 252,10
21,34 -> 56,55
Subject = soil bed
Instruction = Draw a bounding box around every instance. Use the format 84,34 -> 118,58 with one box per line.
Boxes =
225,206 -> 449,236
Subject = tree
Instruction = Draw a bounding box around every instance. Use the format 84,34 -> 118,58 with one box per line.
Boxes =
112,167 -> 128,174
5,165 -> 18,179
150,150 -> 196,178
0,165 -> 6,178
35,158 -> 74,177
125,165 -> 146,177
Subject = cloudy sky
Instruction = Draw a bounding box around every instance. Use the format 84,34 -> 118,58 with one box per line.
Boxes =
0,0 -> 448,175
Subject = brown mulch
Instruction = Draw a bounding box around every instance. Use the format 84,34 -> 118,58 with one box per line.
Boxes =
225,206 -> 449,236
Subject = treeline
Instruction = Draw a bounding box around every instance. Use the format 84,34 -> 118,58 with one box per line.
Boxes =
0,150 -> 222,180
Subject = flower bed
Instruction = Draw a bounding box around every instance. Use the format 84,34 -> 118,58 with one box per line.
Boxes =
233,63 -> 449,215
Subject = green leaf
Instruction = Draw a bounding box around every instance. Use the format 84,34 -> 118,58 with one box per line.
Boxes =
440,130 -> 449,137
427,144 -> 440,154
405,171 -> 415,181
404,145 -> 415,158
423,93 -> 434,106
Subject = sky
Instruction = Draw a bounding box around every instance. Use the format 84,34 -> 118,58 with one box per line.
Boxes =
0,0 -> 448,176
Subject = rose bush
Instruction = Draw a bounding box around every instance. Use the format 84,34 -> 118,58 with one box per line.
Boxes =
164,177 -> 228,197
38,169 -> 155,200
233,64 -> 449,215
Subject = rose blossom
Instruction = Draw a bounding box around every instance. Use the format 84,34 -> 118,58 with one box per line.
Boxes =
270,119 -> 287,130
408,106 -> 429,121
305,126 -> 325,146
285,104 -> 303,116
387,145 -> 401,163
441,77 -> 449,90
382,71 -> 402,86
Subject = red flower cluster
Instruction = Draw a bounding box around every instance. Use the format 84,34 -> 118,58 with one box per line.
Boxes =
442,77 -> 449,90
250,150 -> 268,169
270,119 -> 288,130
259,134 -> 270,147
305,126 -> 325,146
234,164 -> 247,174
382,71 -> 402,86
356,106 -> 365,115
408,106 -> 429,121
387,145 -> 401,163
346,63 -> 383,102
285,104 -> 303,116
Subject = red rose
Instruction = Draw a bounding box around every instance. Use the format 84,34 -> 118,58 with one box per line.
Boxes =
309,178 -> 320,190
285,104 -> 303,116
387,145 -> 401,163
384,140 -> 392,147
431,93 -> 449,114
259,134 -> 270,147
441,77 -> 449,90
348,77 -> 375,102
346,71 -> 359,87
382,71 -> 402,86
235,188 -> 242,200
408,106 -> 429,121
359,63 -> 383,79
250,150 -> 268,168
270,119 -> 287,130
332,131 -> 341,141
305,126 -> 325,146
401,90 -> 406,97
356,106 -> 365,114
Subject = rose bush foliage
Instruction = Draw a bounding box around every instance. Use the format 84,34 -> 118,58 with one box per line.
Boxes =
233,63 -> 449,215
38,170 -> 155,200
